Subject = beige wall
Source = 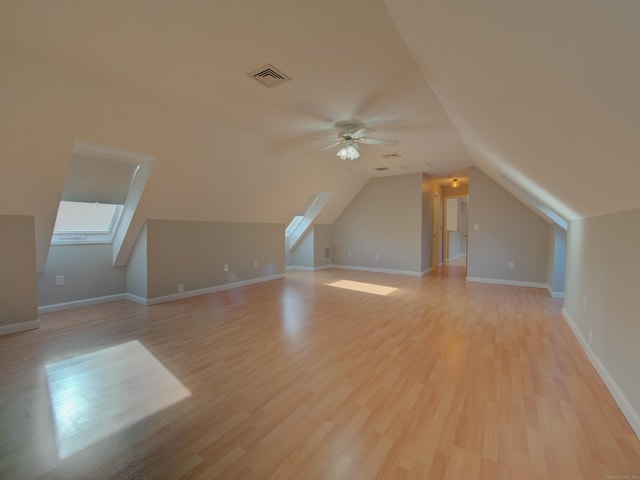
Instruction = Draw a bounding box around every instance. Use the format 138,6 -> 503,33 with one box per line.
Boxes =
546,225 -> 566,296
332,173 -> 424,273
37,244 -> 126,307
313,225 -> 333,268
0,215 -> 38,331
290,229 -> 314,268
565,209 -> 640,432
421,175 -> 434,272
432,183 -> 444,267
126,224 -> 148,299
287,224 -> 333,269
467,168 -> 549,285
0,39 -> 367,273
146,220 -> 284,299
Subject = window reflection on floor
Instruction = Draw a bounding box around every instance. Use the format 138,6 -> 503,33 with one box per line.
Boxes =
327,280 -> 398,296
45,340 -> 190,459
281,286 -> 307,340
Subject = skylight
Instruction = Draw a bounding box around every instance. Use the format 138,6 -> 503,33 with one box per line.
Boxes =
51,141 -> 153,253
285,215 -> 304,237
52,150 -> 139,243
285,193 -> 332,251
54,201 -> 120,234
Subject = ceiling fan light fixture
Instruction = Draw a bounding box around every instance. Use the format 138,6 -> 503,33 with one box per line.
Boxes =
337,141 -> 360,161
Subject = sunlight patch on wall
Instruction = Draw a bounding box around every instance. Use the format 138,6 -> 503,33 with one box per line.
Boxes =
327,280 -> 398,296
470,143 -> 579,222
45,340 -> 190,459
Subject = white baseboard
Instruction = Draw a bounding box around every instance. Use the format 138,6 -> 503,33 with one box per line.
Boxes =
286,265 -> 315,271
466,276 -> 548,290
125,293 -> 148,305
286,265 -> 334,272
331,264 -> 426,277
0,319 -> 40,336
145,274 -> 285,305
39,275 -> 286,310
39,294 -> 126,314
562,308 -> 640,439
314,264 -> 334,271
549,289 -> 565,299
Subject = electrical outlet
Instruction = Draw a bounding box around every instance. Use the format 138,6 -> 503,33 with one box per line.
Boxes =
474,223 -> 480,231
55,275 -> 65,286
253,260 -> 258,268
508,261 -> 515,269
224,264 -> 229,272
178,284 -> 184,293
374,253 -> 379,260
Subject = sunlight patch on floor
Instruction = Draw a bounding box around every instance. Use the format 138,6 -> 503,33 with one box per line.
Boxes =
45,340 -> 190,459
327,280 -> 398,296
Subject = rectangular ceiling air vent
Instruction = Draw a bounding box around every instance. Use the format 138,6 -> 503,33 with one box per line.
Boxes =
375,167 -> 390,171
247,63 -> 292,88
381,152 -> 402,159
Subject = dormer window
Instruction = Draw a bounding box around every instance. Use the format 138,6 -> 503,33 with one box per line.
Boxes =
52,153 -> 139,244
51,141 -> 153,250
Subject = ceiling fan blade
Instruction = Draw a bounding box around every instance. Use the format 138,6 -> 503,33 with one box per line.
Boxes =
351,127 -> 376,138
312,140 -> 344,153
358,138 -> 399,146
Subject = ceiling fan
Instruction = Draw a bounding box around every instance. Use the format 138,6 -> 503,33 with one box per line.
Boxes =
314,121 -> 399,161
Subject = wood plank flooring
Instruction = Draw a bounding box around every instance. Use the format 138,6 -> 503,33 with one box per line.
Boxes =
1,267 -> 639,479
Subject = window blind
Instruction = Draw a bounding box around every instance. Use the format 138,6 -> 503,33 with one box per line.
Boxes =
61,154 -> 138,205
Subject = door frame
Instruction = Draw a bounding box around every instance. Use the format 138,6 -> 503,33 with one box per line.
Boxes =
443,194 -> 468,265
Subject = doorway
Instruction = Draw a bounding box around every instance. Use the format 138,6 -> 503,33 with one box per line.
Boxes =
444,195 -> 468,268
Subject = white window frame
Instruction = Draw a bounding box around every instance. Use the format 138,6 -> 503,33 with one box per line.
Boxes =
52,202 -> 125,245
50,141 -> 154,257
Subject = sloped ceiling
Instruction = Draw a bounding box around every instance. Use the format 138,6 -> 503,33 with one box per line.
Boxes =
0,0 -> 470,178
0,0 -> 472,270
1,1 -> 638,271
383,0 -> 640,220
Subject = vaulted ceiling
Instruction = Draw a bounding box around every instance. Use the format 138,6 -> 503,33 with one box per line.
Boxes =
384,0 -> 640,220
1,0 -> 638,269
0,0 -> 470,178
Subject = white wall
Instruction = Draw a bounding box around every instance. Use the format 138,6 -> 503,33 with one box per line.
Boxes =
564,209 -> 640,436
467,168 -> 549,286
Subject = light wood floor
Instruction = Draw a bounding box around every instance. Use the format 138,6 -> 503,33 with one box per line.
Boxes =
1,267 -> 639,479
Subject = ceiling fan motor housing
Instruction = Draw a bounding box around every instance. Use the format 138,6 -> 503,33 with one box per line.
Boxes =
335,121 -> 364,137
